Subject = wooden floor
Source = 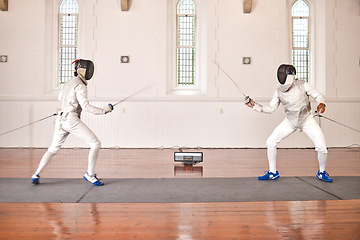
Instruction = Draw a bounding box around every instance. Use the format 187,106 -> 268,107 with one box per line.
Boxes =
0,148 -> 359,239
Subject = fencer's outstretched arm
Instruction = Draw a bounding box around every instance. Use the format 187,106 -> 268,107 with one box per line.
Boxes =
246,90 -> 280,114
75,84 -> 113,115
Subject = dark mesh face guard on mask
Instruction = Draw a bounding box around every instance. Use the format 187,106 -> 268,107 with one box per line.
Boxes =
277,64 -> 296,84
72,59 -> 94,80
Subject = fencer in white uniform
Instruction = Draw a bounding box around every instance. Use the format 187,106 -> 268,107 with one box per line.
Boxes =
246,64 -> 332,182
32,59 -> 113,186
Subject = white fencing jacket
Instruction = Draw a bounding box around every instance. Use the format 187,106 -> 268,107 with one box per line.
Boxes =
253,79 -> 326,128
59,76 -> 107,118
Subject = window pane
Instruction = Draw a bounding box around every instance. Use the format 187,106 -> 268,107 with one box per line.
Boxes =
292,0 -> 309,82
292,0 -> 309,17
177,47 -> 195,85
177,0 -> 195,15
178,15 -> 195,47
59,47 -> 77,84
293,18 -> 308,48
59,0 -> 78,84
60,0 -> 78,14
60,15 -> 77,46
177,0 -> 196,86
292,49 -> 309,81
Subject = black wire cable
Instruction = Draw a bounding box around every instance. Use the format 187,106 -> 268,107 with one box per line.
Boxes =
315,112 -> 360,133
0,113 -> 57,137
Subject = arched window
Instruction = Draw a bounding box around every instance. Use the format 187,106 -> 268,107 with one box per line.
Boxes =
292,0 -> 310,82
58,0 -> 78,84
176,0 -> 196,86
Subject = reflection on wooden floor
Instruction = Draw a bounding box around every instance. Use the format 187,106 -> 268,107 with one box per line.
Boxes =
0,148 -> 359,239
174,165 -> 203,177
1,200 -> 360,239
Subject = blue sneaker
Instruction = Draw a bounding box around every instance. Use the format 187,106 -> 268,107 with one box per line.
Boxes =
83,172 -> 104,186
258,171 -> 280,180
316,171 -> 333,182
32,174 -> 40,185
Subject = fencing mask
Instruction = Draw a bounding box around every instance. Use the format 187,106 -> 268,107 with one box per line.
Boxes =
72,59 -> 94,81
277,64 -> 296,92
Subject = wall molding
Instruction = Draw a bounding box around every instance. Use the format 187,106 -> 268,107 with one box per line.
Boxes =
0,96 -> 359,103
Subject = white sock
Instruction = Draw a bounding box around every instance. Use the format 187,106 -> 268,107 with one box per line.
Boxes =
318,151 -> 327,172
267,147 -> 277,173
87,145 -> 100,176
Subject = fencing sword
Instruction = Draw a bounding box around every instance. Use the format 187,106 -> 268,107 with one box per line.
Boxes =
112,83 -> 155,107
0,113 -> 57,137
315,111 -> 360,133
212,60 -> 250,104
0,84 -> 155,137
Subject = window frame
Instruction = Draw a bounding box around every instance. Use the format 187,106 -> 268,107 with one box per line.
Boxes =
291,0 -> 310,82
58,0 -> 79,85
176,0 -> 196,86
166,0 -> 207,96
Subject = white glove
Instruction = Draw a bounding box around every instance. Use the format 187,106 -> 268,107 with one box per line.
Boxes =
103,104 -> 113,114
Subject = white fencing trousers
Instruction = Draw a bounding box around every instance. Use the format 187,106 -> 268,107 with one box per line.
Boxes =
35,113 -> 101,176
266,116 -> 328,173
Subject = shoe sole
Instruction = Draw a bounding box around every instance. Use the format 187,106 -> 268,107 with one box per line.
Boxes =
83,176 -> 104,186
316,176 -> 333,182
258,176 -> 280,180
32,179 -> 39,185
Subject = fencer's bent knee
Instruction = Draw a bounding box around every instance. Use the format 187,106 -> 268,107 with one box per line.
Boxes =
313,134 -> 328,153
316,146 -> 328,154
90,139 -> 101,150
47,146 -> 60,155
266,137 -> 278,149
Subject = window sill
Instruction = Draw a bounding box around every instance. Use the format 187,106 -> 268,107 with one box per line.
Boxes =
167,86 -> 206,96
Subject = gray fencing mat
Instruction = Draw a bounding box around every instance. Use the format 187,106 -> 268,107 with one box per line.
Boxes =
0,177 -> 359,203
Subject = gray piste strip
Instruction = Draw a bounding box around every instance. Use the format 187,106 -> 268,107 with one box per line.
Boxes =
296,177 -> 342,200
0,177 -> 359,203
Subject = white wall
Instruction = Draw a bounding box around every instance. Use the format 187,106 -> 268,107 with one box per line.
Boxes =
0,0 -> 359,148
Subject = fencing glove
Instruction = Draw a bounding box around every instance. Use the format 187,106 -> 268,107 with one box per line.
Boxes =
245,97 -> 262,112
103,104 -> 114,114
245,97 -> 255,108
317,103 -> 326,114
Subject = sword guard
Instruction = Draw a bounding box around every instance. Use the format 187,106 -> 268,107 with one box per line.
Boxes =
314,111 -> 322,117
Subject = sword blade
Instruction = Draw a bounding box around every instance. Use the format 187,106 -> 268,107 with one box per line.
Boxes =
212,60 -> 247,97
113,83 -> 155,106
